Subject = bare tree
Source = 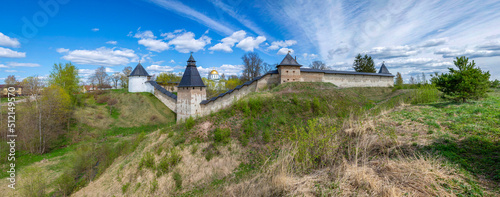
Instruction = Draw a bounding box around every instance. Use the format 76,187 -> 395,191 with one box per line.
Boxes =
241,52 -> 263,82
111,72 -> 121,88
5,75 -> 18,85
261,63 -> 276,74
120,66 -> 132,89
92,66 -> 109,89
310,61 -> 328,70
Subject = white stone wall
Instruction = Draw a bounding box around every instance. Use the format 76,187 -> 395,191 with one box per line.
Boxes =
200,80 -> 258,116
322,73 -> 394,87
154,90 -> 177,113
129,76 -> 154,93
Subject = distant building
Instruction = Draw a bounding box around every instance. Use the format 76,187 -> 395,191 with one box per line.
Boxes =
0,85 -> 23,97
207,69 -> 225,90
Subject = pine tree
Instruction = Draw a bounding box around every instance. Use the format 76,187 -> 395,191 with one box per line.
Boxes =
431,56 -> 490,102
353,53 -> 376,73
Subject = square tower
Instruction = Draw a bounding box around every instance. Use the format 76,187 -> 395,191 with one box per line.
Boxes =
277,53 -> 302,83
176,54 -> 206,122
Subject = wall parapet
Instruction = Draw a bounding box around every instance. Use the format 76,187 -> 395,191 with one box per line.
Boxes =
147,81 -> 177,100
200,73 -> 268,105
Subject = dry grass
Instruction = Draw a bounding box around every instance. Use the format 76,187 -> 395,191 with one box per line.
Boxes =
221,106 -> 492,197
73,130 -> 241,197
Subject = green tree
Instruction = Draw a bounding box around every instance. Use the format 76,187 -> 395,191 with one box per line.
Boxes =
156,72 -> 181,84
352,54 -> 376,73
431,56 -> 490,102
49,62 -> 80,97
490,79 -> 500,88
395,72 -> 403,87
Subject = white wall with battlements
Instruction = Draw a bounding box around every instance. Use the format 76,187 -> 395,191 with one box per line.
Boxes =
153,90 -> 177,113
322,73 -> 394,87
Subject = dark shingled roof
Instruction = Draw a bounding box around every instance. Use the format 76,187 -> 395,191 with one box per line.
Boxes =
129,63 -> 151,77
278,53 -> 301,67
146,81 -> 177,100
378,62 -> 391,74
178,54 -> 206,87
300,68 -> 394,77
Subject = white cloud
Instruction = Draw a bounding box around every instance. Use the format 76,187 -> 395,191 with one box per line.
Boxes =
138,38 -> 169,52
209,30 -> 247,52
197,64 -> 244,77
277,48 -> 294,55
420,38 -> 448,47
168,32 -> 211,53
302,53 -> 318,59
56,48 -> 69,53
0,47 -> 26,58
59,47 -> 138,66
0,64 -> 8,68
236,36 -> 266,52
268,40 -> 297,50
134,30 -> 169,52
5,70 -> 18,73
435,48 -> 500,58
7,62 -> 41,67
170,59 -> 175,63
106,41 -> 118,45
148,0 -> 233,35
365,45 -> 419,59
0,32 -> 20,48
147,65 -> 174,72
91,28 -> 99,32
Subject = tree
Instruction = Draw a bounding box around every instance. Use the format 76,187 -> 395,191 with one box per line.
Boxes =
220,73 -> 226,80
395,72 -> 403,87
91,66 -> 109,89
241,52 -> 263,82
49,62 -> 80,99
353,54 -> 376,73
111,72 -> 121,88
156,72 -> 181,84
491,79 -> 500,88
421,72 -> 427,85
5,75 -> 18,85
120,66 -> 132,89
310,61 -> 328,70
431,56 -> 490,102
409,76 -> 416,85
261,63 -> 275,74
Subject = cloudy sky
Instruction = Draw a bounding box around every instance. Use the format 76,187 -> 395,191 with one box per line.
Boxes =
1,0 -> 500,82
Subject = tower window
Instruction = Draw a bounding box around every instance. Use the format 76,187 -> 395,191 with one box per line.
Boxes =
286,71 -> 289,73
293,71 -> 295,73
193,87 -> 195,90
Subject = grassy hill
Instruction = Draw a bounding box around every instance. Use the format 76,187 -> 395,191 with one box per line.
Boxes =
3,84 -> 499,196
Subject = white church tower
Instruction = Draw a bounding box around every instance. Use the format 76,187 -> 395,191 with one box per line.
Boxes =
128,62 -> 153,93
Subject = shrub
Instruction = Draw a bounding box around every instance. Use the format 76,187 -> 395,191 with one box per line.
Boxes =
312,97 -> 321,115
214,128 -> 231,144
96,96 -> 110,104
248,97 -> 263,114
122,183 -> 130,194
411,85 -> 440,104
157,148 -> 182,175
139,152 -> 155,170
22,167 -> 47,197
173,171 -> 182,190
242,118 -> 254,136
150,179 -> 158,193
185,116 -> 195,130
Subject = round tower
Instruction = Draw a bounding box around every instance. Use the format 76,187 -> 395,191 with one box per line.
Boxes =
128,62 -> 153,93
176,54 -> 206,122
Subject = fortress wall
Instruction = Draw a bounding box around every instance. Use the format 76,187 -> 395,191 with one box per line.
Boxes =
300,72 -> 324,82
154,90 -> 177,112
200,78 -> 259,116
323,73 -> 394,87
256,73 -> 279,90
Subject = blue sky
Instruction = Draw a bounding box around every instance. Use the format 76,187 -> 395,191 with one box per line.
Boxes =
1,0 -> 500,83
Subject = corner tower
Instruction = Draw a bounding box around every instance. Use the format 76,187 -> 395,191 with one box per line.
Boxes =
176,54 -> 206,122
128,62 -> 152,93
277,53 -> 302,83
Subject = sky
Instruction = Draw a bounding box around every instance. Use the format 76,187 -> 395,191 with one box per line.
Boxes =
1,0 -> 500,83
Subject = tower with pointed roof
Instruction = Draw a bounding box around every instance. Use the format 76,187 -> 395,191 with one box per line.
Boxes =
378,61 -> 391,74
176,54 -> 206,122
277,53 -> 302,83
128,62 -> 153,93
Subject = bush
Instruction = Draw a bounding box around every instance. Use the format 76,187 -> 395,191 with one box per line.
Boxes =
139,152 -> 155,170
242,118 -> 254,136
214,128 -> 231,144
173,171 -> 182,190
411,85 -> 440,104
122,183 -> 130,194
96,96 -> 110,104
312,97 -> 321,115
22,167 -> 47,197
185,116 -> 195,130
